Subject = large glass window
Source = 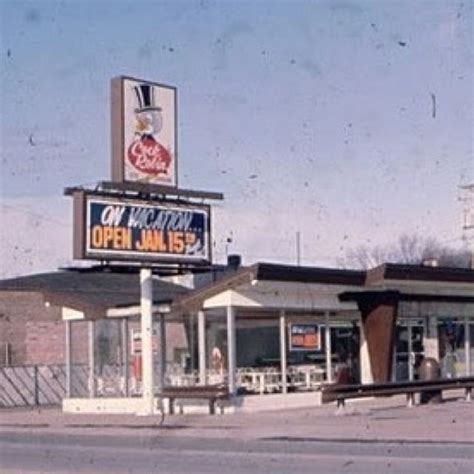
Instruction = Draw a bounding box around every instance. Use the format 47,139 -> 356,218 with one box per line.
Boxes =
94,319 -> 123,397
470,323 -> 474,376
438,319 -> 472,378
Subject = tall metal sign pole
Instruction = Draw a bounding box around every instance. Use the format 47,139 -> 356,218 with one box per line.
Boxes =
140,268 -> 154,415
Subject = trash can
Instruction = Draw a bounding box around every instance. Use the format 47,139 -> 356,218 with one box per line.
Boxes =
419,357 -> 442,404
335,364 -> 351,385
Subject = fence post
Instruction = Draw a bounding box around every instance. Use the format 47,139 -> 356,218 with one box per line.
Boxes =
65,321 -> 72,398
34,366 -> 39,406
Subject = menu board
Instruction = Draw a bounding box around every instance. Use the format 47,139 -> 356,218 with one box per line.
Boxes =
289,324 -> 320,351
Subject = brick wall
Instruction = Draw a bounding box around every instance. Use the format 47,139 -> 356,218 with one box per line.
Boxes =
0,291 -> 62,365
0,290 -> 188,367
23,320 -> 88,365
24,320 -> 64,364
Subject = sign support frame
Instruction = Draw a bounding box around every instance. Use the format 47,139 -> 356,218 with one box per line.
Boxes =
138,267 -> 155,416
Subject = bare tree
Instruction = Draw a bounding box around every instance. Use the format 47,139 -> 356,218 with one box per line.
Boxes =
340,234 -> 470,269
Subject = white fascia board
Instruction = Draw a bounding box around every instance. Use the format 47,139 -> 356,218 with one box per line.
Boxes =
240,281 -> 359,311
371,279 -> 474,296
203,290 -> 262,309
106,304 -> 170,318
202,281 -> 359,311
399,300 -> 474,319
62,306 -> 85,321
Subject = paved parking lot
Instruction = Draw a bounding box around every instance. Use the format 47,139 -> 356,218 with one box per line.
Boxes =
1,393 -> 473,443
1,394 -> 473,474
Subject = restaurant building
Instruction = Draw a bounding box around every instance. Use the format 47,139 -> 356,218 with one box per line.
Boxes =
2,261 -> 472,414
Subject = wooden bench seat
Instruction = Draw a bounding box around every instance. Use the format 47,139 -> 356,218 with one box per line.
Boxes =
160,384 -> 230,415
321,376 -> 474,408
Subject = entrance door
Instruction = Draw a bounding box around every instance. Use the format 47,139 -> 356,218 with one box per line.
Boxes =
330,324 -> 360,383
393,321 -> 424,381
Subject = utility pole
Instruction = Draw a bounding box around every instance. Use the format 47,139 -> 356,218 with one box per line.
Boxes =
296,231 -> 301,266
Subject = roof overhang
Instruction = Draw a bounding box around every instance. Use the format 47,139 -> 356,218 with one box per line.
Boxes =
106,303 -> 171,318
339,290 -> 474,305
173,264 -> 365,313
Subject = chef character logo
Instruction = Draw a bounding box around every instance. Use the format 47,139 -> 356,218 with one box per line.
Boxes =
127,83 -> 172,180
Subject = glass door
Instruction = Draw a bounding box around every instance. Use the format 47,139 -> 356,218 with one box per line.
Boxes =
393,321 -> 424,381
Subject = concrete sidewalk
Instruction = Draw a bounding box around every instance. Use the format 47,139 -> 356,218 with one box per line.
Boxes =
1,394 -> 473,445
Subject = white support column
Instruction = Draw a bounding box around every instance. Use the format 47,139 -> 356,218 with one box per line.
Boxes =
65,320 -> 72,398
408,320 -> 414,381
208,323 -> 219,382
325,312 -> 332,383
140,268 -> 154,415
226,306 -> 237,396
198,311 -> 207,385
190,314 -> 196,374
159,313 -> 166,389
424,316 -> 439,360
465,317 -> 472,376
279,310 -> 288,394
360,320 -> 374,384
121,319 -> 129,397
88,321 -> 96,398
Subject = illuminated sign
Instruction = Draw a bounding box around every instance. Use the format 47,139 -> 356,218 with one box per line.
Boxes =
289,324 -> 320,351
73,192 -> 210,264
111,76 -> 177,187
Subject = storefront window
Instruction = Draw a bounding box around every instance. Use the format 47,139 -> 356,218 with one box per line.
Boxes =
94,319 -> 124,397
469,323 -> 474,375
438,319 -> 472,378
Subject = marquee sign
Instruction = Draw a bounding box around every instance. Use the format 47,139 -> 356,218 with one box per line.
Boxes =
73,192 -> 210,264
289,324 -> 320,351
111,76 -> 177,187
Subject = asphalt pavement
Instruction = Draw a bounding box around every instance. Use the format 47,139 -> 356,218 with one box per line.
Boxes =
1,393 -> 473,473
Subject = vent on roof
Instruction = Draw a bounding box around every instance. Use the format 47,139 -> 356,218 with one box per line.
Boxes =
227,254 -> 241,270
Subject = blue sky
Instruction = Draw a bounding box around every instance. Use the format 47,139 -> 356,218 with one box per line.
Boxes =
1,0 -> 472,277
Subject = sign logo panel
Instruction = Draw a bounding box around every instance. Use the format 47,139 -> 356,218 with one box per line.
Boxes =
112,77 -> 177,186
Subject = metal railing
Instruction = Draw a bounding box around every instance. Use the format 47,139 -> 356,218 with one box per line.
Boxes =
0,364 -> 88,408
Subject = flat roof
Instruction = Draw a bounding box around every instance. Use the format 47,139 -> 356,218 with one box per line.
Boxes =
172,262 -> 474,311
366,263 -> 474,285
2,262 -> 472,315
0,270 -> 189,313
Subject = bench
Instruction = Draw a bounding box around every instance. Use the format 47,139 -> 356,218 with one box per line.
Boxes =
160,384 -> 230,415
321,376 -> 474,408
